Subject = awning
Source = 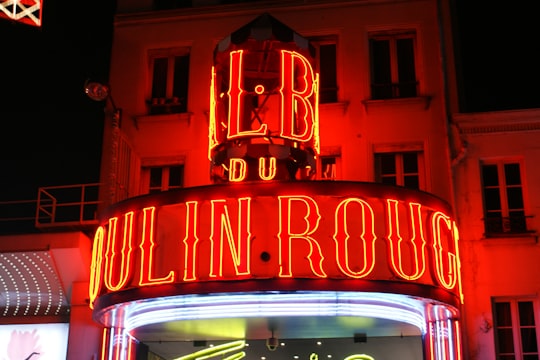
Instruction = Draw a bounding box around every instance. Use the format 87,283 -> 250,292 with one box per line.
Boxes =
0,231 -> 92,318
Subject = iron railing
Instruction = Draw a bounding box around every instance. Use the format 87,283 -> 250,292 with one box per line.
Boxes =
0,183 -> 101,234
36,183 -> 101,229
483,215 -> 534,237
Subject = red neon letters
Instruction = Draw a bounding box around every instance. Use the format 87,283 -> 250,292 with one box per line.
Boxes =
208,49 -> 320,158
89,194 -> 462,308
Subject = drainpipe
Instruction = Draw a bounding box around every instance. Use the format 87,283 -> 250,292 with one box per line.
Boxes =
436,1 -> 469,359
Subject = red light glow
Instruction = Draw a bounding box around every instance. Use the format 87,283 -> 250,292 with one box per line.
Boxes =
139,207 -> 175,286
103,212 -> 134,292
279,50 -> 318,142
88,183 -> 463,309
386,200 -> 427,281
278,195 -> 326,278
209,198 -> 252,278
333,198 -> 376,278
208,47 -> 319,182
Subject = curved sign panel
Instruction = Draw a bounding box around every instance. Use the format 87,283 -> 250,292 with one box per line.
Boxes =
89,181 -> 462,311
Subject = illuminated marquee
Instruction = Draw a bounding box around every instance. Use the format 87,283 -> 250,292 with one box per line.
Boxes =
208,16 -> 319,183
89,183 -> 463,309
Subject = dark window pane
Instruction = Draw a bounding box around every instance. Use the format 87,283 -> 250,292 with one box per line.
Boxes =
150,168 -> 162,189
484,188 -> 502,211
172,54 -> 190,112
507,187 -> 524,209
509,210 -> 527,232
321,157 -> 336,179
485,216 -> 503,234
521,328 -> 538,353
169,165 -> 184,188
486,211 -> 503,219
381,176 -> 397,186
379,153 -> 396,174
496,302 -> 513,326
402,152 -> 418,173
319,44 -> 338,103
396,38 -> 416,97
482,165 -> 499,186
523,356 -> 539,360
404,175 -> 419,189
499,356 -> 515,360
370,39 -> 392,99
497,328 -> 515,353
504,163 -> 522,185
519,302 -> 535,326
322,157 -> 336,166
152,58 -> 168,99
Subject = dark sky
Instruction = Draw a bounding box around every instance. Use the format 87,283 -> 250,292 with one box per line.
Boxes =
0,0 -> 539,201
453,1 -> 540,112
0,0 -> 114,199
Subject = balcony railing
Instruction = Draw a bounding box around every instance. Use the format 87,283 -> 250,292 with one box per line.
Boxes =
0,183 -> 101,234
36,183 -> 101,229
483,215 -> 535,237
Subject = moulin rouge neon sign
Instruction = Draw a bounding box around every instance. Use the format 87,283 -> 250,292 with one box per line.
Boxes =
89,187 -> 463,308
89,27 -> 463,310
208,46 -> 320,182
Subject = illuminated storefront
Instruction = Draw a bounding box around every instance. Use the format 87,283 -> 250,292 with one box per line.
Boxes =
89,13 -> 463,360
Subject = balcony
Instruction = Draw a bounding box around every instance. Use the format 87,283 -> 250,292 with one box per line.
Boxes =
0,183 -> 101,235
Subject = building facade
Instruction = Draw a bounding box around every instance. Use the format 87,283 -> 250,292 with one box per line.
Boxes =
1,1 -> 539,360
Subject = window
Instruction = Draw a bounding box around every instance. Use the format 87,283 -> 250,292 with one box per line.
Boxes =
319,155 -> 340,180
142,165 -> 184,194
148,48 -> 190,115
481,161 -> 529,235
310,36 -> 338,104
369,30 -> 418,100
375,151 -> 424,190
493,298 -> 539,360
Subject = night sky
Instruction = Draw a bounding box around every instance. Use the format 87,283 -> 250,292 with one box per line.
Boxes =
453,1 -> 540,113
0,0 -> 114,199
0,0 -> 539,201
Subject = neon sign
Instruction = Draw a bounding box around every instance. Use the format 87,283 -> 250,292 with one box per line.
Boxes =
209,42 -> 319,183
89,183 -> 463,309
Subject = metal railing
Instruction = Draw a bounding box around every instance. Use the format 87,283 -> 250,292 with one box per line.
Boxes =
0,183 -> 102,234
483,215 -> 535,237
36,183 -> 102,229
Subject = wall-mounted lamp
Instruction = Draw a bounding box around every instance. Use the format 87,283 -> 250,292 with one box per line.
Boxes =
84,80 -> 122,127
84,79 -> 123,206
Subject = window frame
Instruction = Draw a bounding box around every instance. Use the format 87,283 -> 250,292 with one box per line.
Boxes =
318,155 -> 341,180
373,143 -> 425,190
140,157 -> 185,195
368,29 -> 419,100
147,47 -> 190,115
308,35 -> 339,104
492,297 -> 540,360
316,147 -> 342,180
480,158 -> 531,236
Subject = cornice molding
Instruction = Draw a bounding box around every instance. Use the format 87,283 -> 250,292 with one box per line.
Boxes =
453,109 -> 540,135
